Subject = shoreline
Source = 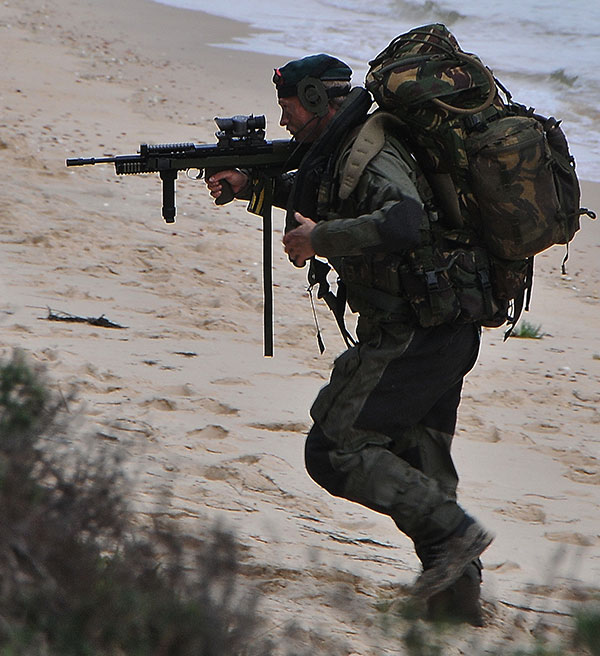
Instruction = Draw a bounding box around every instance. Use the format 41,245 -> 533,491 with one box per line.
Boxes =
152,0 -> 600,185
1,0 -> 599,653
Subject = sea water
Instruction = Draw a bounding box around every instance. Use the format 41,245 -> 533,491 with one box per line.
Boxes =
156,0 -> 599,182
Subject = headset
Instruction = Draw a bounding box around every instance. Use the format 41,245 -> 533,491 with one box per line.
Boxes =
296,76 -> 331,118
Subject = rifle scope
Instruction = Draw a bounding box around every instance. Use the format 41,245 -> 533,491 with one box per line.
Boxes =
215,114 -> 266,138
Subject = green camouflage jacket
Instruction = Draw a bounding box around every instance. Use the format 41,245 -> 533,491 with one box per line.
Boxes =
308,116 -> 431,324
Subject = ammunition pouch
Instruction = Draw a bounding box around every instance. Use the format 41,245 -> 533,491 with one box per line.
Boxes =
340,238 -> 507,328
398,244 -> 500,327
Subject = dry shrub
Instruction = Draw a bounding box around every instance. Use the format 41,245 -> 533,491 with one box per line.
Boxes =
0,350 -> 273,655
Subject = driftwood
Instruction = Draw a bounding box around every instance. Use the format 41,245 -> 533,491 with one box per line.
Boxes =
45,308 -> 126,329
499,599 -> 574,617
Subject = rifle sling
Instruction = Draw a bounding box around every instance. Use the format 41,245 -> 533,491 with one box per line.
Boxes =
248,176 -> 274,356
308,258 -> 356,349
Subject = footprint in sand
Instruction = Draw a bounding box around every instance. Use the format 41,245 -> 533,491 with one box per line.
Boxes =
248,421 -> 309,434
198,398 -> 239,416
200,462 -> 282,495
523,421 -> 561,434
141,397 -> 177,411
211,376 -> 250,386
96,417 -> 156,443
544,532 -> 599,547
553,450 -> 600,485
164,383 -> 195,397
185,425 -> 239,454
487,561 -> 521,574
494,501 -> 546,524
186,424 -> 229,440
199,454 -> 289,498
564,468 -> 600,485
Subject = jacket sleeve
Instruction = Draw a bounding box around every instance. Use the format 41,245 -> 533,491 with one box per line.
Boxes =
310,139 -> 428,258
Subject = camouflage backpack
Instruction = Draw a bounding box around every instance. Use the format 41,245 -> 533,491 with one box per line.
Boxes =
365,23 -> 596,333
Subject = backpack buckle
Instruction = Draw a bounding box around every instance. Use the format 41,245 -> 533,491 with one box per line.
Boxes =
425,269 -> 439,292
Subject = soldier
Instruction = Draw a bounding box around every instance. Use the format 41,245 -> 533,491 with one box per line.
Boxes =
207,54 -> 493,625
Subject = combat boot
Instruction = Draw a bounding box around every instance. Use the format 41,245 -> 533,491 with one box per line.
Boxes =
412,516 -> 493,602
426,561 -> 484,626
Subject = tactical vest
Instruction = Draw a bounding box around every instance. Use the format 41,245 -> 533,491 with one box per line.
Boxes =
319,111 -> 506,329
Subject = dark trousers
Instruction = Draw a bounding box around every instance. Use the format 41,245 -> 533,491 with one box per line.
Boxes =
305,321 -> 480,558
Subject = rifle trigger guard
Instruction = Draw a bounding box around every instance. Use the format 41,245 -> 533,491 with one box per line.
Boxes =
186,168 -> 202,180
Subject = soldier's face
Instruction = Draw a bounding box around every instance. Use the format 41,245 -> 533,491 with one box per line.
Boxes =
278,96 -> 317,140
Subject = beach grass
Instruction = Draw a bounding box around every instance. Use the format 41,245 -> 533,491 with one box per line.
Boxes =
0,351 -> 274,656
511,320 -> 545,339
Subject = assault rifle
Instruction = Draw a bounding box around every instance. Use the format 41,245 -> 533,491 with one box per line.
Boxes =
66,115 -> 298,356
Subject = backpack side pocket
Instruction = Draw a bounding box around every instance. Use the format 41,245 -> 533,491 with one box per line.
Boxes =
467,116 -> 561,259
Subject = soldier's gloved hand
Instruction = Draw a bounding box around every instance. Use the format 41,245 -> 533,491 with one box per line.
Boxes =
282,212 -> 316,267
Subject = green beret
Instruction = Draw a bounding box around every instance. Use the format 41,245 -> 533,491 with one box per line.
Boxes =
273,54 -> 352,98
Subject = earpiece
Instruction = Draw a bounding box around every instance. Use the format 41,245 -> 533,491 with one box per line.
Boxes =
297,77 -> 330,117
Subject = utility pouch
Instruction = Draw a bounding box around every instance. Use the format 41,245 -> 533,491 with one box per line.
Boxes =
444,245 -> 505,325
399,247 -> 460,327
488,255 -> 531,301
399,242 -> 507,328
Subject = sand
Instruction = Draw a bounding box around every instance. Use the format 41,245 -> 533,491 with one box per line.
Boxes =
1,0 -> 598,653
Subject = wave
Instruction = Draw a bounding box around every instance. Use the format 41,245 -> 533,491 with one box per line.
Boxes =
155,0 -> 600,180
549,68 -> 579,88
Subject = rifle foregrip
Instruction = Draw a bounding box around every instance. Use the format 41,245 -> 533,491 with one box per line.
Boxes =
160,169 -> 177,223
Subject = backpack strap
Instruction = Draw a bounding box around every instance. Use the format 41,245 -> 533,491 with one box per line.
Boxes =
338,111 -> 465,230
338,111 -> 411,200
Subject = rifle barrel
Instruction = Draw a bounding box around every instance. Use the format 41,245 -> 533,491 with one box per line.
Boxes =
66,156 -> 119,166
